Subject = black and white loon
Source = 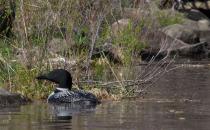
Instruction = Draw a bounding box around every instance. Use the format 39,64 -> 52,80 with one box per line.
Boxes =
36,69 -> 100,105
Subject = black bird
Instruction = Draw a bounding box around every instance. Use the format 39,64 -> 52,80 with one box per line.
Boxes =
36,69 -> 100,105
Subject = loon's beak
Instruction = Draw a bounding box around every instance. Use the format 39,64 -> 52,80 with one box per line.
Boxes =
36,75 -> 47,80
36,73 -> 59,84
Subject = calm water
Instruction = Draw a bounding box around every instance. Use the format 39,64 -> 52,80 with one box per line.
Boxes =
1,66 -> 210,130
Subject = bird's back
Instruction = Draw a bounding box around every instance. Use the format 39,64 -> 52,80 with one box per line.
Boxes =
47,89 -> 100,105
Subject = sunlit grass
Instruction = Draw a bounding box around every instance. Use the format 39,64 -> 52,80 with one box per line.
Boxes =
0,0 -> 181,100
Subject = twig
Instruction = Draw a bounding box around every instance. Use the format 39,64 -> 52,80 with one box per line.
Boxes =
102,52 -> 125,89
20,0 -> 28,44
77,79 -> 150,88
86,13 -> 104,79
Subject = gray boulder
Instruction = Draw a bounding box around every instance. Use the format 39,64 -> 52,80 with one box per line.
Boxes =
160,8 -> 210,59
162,23 -> 199,44
183,9 -> 209,21
111,19 -> 130,36
92,42 -> 123,64
141,30 -> 208,61
0,88 -> 31,106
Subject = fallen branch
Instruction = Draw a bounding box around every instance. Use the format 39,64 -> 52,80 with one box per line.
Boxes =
77,79 -> 151,88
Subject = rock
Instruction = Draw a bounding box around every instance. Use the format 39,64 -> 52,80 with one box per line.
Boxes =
178,1 -> 210,18
159,0 -> 210,18
92,42 -> 123,64
141,30 -> 208,61
162,12 -> 210,44
198,19 -> 210,31
162,24 -> 199,44
160,8 -> 210,59
111,19 -> 130,36
0,88 -> 31,106
199,30 -> 210,43
183,9 -> 209,21
196,9 -> 210,19
181,1 -> 210,10
177,42 -> 208,58
141,30 -> 182,61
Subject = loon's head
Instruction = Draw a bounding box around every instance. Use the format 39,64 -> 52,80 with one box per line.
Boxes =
36,69 -> 72,90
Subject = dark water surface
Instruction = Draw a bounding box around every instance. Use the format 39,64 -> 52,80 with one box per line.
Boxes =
1,66 -> 210,130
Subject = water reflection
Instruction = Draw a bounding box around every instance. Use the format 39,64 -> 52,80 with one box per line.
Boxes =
1,67 -> 210,130
49,103 -> 97,120
0,102 -> 97,130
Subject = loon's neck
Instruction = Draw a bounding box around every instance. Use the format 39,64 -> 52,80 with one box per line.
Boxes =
56,87 -> 69,92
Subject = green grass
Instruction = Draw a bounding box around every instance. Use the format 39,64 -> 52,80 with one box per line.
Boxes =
157,10 -> 184,27
11,66 -> 54,99
0,0 -> 184,100
113,20 -> 146,65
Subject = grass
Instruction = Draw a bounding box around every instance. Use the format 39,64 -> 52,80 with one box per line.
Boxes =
113,20 -> 146,65
157,10 -> 184,27
0,0 -> 183,101
10,66 -> 54,99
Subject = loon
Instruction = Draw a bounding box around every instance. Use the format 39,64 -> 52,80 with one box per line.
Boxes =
36,69 -> 100,104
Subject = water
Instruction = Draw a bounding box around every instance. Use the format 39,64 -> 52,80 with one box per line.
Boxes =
1,66 -> 210,130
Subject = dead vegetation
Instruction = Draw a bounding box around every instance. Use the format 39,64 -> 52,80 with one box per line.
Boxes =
0,0 -> 182,100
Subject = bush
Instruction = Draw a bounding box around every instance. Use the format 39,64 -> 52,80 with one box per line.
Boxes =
157,10 -> 184,27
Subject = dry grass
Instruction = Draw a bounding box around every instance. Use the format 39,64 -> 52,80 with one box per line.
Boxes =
0,0 -> 182,100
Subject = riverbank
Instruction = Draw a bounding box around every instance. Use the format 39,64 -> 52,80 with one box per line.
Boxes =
1,0 -> 210,102
1,66 -> 210,130
0,88 -> 31,106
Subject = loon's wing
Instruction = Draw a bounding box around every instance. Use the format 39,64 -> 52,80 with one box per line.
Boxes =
48,90 -> 75,103
48,90 -> 99,104
73,90 -> 99,103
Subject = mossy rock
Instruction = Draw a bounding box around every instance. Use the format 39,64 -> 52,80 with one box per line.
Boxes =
0,88 -> 31,106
